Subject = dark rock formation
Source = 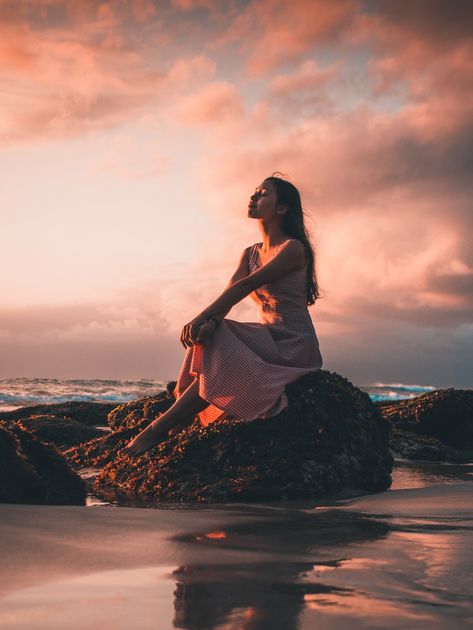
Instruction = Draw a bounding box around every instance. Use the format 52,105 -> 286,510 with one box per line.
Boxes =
0,401 -> 116,427
388,427 -> 463,462
0,426 -> 46,504
86,371 -> 392,504
17,415 -> 103,449
379,388 -> 473,449
65,419 -> 151,469
0,425 -> 86,505
107,381 -> 177,431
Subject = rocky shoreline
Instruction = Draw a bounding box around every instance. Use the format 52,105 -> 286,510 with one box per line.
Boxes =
377,389 -> 473,463
1,372 -> 471,506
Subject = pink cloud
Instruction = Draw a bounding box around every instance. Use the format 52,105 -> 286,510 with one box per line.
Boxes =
184,40 -> 473,337
220,0 -> 357,76
0,295 -> 169,340
170,0 -> 219,9
90,134 -> 172,179
174,81 -> 244,125
130,0 -> 157,23
0,2 -> 221,144
0,20 -> 220,144
265,59 -> 341,117
268,59 -> 340,96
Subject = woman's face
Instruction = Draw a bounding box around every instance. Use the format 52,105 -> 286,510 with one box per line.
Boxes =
247,179 -> 281,220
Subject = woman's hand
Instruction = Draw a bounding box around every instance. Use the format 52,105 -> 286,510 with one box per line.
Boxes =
180,316 -> 217,348
195,318 -> 217,344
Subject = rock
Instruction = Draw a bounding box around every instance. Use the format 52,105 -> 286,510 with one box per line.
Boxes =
17,415 -> 103,449
107,381 -> 177,431
91,370 -> 393,504
389,427 -> 462,462
0,401 -> 116,427
0,426 -> 46,504
380,388 -> 473,448
64,419 -> 151,469
0,425 -> 86,505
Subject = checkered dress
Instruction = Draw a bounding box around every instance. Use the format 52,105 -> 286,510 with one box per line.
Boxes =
174,239 -> 323,424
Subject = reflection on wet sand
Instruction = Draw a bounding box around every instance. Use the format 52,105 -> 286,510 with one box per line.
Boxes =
172,561 -> 356,630
0,470 -> 471,629
391,458 -> 473,490
171,509 -> 390,629
170,487 -> 473,629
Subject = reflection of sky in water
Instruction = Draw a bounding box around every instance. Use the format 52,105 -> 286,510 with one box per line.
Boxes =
4,456 -> 473,628
1,477 -> 472,629
0,567 -> 176,629
391,459 -> 473,490
171,482 -> 473,630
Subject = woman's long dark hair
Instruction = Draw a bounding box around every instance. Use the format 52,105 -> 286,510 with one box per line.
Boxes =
265,172 -> 321,305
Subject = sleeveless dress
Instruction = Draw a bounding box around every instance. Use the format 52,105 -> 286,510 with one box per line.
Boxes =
173,239 -> 323,425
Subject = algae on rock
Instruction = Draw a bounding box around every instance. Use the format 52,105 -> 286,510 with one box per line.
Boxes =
91,370 -> 393,504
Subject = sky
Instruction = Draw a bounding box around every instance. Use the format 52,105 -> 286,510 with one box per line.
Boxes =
1,0 -> 472,387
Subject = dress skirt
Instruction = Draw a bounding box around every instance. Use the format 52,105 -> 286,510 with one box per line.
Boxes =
173,317 -> 323,426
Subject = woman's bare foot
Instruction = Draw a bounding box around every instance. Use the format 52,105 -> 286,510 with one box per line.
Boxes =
168,416 -> 196,437
123,414 -> 167,457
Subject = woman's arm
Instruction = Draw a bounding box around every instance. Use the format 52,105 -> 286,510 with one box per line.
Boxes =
180,247 -> 252,348
198,240 -> 305,321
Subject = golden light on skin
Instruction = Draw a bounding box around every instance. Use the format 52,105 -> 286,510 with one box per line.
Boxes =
247,180 -> 287,222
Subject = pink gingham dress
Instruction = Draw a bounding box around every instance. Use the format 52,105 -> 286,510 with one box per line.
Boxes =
173,239 -> 323,425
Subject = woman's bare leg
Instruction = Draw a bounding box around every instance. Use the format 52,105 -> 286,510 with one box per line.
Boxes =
124,377 -> 209,457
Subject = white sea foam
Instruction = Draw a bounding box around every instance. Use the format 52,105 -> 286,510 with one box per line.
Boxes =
0,377 -> 171,412
0,377 -> 468,412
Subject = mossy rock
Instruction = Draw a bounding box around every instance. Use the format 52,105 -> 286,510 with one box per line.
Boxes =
380,388 -> 473,448
106,381 -> 177,431
92,370 -> 393,504
0,401 -> 116,427
18,415 -> 102,449
0,425 -> 86,505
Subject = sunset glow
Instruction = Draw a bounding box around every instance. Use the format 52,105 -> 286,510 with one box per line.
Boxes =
1,0 -> 472,385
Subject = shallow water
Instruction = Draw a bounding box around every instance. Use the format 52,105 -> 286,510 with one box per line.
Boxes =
84,457 -> 473,507
170,489 -> 473,629
1,460 -> 472,629
391,458 -> 473,490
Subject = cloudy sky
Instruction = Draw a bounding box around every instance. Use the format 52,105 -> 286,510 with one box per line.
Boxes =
1,0 -> 472,386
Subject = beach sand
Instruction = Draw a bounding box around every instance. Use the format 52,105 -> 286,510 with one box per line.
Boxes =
0,462 -> 472,629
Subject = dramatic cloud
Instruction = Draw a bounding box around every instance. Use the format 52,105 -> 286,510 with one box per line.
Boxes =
175,81 -> 244,125
0,1 -> 220,144
1,0 -> 471,384
208,0 -> 358,75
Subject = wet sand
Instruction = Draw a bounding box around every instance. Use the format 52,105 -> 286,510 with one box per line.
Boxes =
1,461 -> 472,629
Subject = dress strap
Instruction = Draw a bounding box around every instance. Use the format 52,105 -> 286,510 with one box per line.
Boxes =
250,239 -> 307,270
249,243 -> 260,266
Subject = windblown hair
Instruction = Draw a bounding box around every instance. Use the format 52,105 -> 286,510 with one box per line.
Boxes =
265,172 -> 321,305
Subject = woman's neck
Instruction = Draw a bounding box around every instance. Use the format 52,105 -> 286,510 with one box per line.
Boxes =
259,229 -> 289,252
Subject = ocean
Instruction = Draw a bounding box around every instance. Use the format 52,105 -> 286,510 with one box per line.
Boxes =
0,377 -> 439,412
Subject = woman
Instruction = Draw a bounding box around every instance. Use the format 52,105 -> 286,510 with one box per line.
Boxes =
124,173 -> 323,457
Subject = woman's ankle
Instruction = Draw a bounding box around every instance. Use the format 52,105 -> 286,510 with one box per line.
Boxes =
148,413 -> 165,432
